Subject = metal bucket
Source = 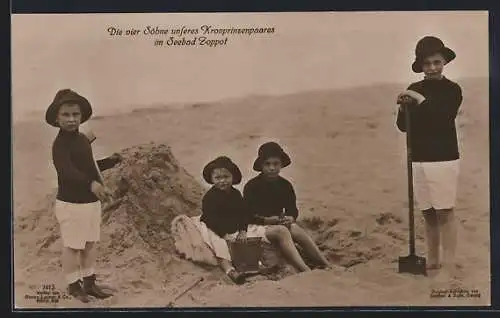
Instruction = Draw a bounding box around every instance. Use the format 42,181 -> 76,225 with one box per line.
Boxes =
228,237 -> 263,273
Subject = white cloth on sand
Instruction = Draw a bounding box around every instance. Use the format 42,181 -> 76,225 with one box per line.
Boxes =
171,215 -> 218,266
171,215 -> 269,263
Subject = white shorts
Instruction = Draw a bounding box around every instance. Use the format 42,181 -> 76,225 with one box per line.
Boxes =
54,200 -> 102,250
246,224 -> 270,243
412,160 -> 460,211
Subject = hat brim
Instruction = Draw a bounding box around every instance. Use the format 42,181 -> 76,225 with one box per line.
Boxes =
45,96 -> 93,127
412,47 -> 456,73
252,151 -> 291,172
203,160 -> 242,185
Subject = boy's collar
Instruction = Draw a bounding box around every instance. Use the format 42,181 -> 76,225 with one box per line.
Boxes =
59,128 -> 80,136
213,185 -> 233,192
424,75 -> 446,81
259,173 -> 281,181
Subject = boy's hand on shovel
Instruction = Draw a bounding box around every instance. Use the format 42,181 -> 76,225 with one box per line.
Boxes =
397,93 -> 416,105
397,90 -> 426,105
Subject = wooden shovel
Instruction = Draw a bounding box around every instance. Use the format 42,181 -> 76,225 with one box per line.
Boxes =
397,101 -> 427,276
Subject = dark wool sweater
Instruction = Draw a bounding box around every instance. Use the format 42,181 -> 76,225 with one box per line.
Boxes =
52,129 -> 103,203
200,186 -> 250,238
243,174 -> 299,225
396,77 -> 463,162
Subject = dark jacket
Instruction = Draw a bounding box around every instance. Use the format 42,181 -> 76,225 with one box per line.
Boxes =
52,129 -> 117,203
396,77 -> 463,162
243,174 -> 299,225
200,186 -> 250,237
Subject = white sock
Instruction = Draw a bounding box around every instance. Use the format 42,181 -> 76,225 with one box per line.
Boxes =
80,267 -> 95,278
65,271 -> 81,285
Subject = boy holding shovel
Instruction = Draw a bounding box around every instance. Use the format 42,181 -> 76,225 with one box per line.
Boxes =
396,36 -> 463,277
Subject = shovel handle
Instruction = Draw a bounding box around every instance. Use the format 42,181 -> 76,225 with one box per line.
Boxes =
404,103 -> 416,255
166,276 -> 204,307
279,209 -> 292,230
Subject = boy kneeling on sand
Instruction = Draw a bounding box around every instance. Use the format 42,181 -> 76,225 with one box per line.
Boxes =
199,156 -> 268,284
244,142 -> 331,272
46,89 -> 120,302
396,36 -> 463,276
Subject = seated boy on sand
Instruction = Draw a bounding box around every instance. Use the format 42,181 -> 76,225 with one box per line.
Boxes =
198,156 -> 268,284
243,142 -> 331,272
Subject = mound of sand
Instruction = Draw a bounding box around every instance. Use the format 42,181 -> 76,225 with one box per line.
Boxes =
14,142 -> 309,307
17,143 -> 203,254
100,143 -> 204,256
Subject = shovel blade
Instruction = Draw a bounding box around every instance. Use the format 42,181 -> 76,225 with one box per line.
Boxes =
398,254 -> 427,276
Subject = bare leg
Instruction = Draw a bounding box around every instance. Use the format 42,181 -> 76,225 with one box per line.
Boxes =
81,241 -> 113,298
422,208 -> 440,269
62,247 -> 82,284
265,225 -> 311,272
80,242 -> 97,277
61,247 -> 90,302
289,223 -> 330,267
437,208 -> 457,268
217,257 -> 244,284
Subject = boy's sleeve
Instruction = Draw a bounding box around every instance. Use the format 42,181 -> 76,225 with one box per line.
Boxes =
417,83 -> 462,120
236,190 -> 250,232
96,155 -> 120,171
243,182 -> 262,225
201,192 -> 226,238
284,181 -> 299,220
395,84 -> 416,132
396,107 -> 407,132
52,141 -> 94,188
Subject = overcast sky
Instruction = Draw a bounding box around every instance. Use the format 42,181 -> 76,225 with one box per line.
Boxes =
11,11 -> 489,121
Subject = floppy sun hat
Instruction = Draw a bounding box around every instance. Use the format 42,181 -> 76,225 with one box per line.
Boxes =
202,156 -> 243,185
45,89 -> 93,127
411,36 -> 456,73
252,142 -> 291,172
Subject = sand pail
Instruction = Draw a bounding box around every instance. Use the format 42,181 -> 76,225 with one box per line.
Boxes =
229,237 -> 263,273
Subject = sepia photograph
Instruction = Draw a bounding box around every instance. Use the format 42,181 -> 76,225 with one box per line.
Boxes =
11,11 -> 490,308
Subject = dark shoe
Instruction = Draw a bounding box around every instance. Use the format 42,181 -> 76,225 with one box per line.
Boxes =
83,274 -> 113,299
227,268 -> 245,285
67,281 -> 90,303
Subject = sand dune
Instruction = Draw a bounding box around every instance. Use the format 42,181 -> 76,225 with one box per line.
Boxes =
13,78 -> 490,307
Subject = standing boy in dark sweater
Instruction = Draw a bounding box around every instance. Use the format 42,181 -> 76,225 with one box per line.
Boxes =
46,89 -> 117,302
396,36 -> 463,276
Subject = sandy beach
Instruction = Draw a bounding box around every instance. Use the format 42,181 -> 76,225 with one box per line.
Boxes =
13,77 -> 490,308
